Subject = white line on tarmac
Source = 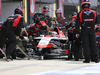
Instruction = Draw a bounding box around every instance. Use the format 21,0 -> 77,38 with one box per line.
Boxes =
26,63 -> 100,75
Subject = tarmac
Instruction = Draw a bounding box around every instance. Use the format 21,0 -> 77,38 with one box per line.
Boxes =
0,57 -> 100,75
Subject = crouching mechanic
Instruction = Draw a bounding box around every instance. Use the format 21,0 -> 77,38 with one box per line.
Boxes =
0,7 -> 24,61
28,13 -> 47,39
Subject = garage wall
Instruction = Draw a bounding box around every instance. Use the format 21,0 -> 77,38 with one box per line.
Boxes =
1,2 -> 21,22
35,4 -> 54,17
90,0 -> 98,7
63,0 -> 79,6
64,5 -> 77,20
35,0 -> 56,3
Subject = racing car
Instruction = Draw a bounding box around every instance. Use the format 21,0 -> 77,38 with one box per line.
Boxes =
31,14 -> 70,60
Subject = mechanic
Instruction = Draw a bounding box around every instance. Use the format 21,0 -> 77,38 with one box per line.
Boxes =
55,9 -> 68,27
28,13 -> 47,39
68,12 -> 77,60
42,6 -> 52,27
68,12 -> 77,43
68,12 -> 83,61
0,22 -> 4,58
0,7 -> 24,61
75,0 -> 99,63
95,25 -> 100,61
55,9 -> 68,36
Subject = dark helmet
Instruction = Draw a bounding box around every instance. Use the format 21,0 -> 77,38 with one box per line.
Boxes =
33,13 -> 45,24
95,25 -> 100,32
42,6 -> 50,12
55,9 -> 62,14
96,27 -> 100,32
72,12 -> 77,18
81,0 -> 91,9
14,7 -> 24,16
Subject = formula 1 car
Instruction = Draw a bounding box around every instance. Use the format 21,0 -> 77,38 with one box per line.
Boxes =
33,22 -> 70,60
18,13 -> 70,60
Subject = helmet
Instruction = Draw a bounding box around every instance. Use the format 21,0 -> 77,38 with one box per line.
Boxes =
72,12 -> 77,18
51,31 -> 58,37
55,9 -> 62,14
33,13 -> 45,24
81,0 -> 91,9
96,25 -> 100,32
55,9 -> 62,17
14,7 -> 24,16
42,6 -> 50,12
96,27 -> 100,32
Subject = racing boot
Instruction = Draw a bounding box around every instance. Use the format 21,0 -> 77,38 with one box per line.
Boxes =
6,56 -> 13,62
83,59 -> 90,63
83,60 -> 90,63
91,59 -> 99,63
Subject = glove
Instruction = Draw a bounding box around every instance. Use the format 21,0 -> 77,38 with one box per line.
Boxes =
19,35 -> 24,39
16,36 -> 19,39
29,36 -> 33,41
23,37 -> 29,42
76,34 -> 79,38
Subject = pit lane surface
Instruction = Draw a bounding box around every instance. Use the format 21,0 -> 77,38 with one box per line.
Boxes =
0,58 -> 100,75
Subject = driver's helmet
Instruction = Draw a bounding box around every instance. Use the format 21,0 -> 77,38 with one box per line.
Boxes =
51,31 -> 58,37
96,25 -> 100,32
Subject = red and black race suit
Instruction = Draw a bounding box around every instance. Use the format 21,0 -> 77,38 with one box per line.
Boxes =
68,22 -> 76,41
57,17 -> 68,26
28,24 -> 40,36
2,14 -> 23,36
45,15 -> 52,27
75,8 -> 99,61
75,8 -> 98,34
28,23 -> 47,37
68,21 -> 82,60
0,14 -> 23,57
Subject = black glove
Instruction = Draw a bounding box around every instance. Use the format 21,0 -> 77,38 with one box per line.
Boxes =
19,35 -> 24,39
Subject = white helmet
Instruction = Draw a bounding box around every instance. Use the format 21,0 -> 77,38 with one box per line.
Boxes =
51,31 -> 58,37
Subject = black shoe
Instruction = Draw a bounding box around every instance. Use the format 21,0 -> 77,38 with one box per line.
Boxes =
6,56 -> 13,62
11,56 -> 16,59
66,58 -> 72,60
80,57 -> 84,59
66,57 -> 73,60
94,60 -> 99,63
83,61 -> 90,63
91,60 -> 99,63
91,58 -> 96,61
67,56 -> 73,59
75,59 -> 79,61
6,58 -> 12,62
11,54 -> 17,59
